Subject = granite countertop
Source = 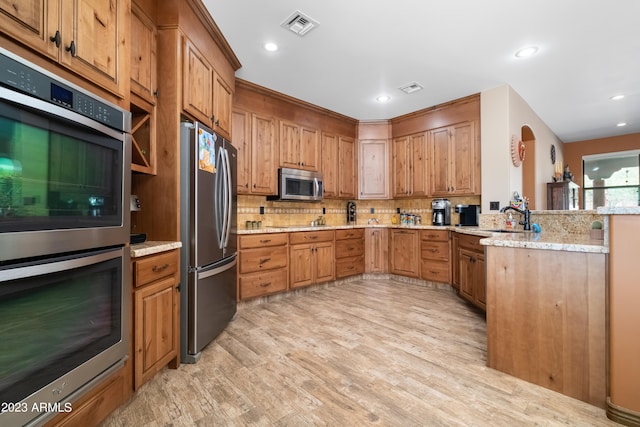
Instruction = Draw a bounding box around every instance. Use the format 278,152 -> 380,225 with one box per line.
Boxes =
237,224 -> 607,253
597,206 -> 640,215
130,241 -> 182,258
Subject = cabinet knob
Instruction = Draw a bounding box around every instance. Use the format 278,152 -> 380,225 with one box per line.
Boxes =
65,40 -> 76,57
49,30 -> 61,48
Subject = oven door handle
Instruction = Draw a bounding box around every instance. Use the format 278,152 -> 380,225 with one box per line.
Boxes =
0,247 -> 124,281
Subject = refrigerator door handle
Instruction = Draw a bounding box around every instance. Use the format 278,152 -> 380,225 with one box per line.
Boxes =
223,147 -> 233,248
215,146 -> 225,249
196,256 -> 237,280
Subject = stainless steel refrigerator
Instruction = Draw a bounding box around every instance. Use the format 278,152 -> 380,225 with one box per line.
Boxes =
179,121 -> 237,363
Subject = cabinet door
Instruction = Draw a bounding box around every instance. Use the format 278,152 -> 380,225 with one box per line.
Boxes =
279,120 -> 300,169
338,136 -> 357,198
289,244 -> 313,288
130,3 -> 157,103
410,132 -> 428,197
182,38 -> 213,123
321,132 -> 338,197
60,0 -> 124,96
390,230 -> 419,278
365,228 -> 388,273
450,121 -> 476,195
430,126 -> 451,195
251,113 -> 278,194
314,241 -> 335,283
232,109 -> 251,194
359,139 -> 389,199
458,248 -> 475,302
134,276 -> 178,389
474,255 -> 486,310
213,72 -> 232,138
300,126 -> 320,171
392,136 -> 410,197
0,0 -> 59,60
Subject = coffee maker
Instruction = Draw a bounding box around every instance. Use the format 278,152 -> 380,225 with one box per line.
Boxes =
346,201 -> 357,224
455,204 -> 480,226
432,198 -> 451,226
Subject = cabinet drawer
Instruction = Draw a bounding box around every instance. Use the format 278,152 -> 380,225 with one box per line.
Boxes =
335,228 -> 364,240
336,256 -> 364,278
335,239 -> 364,258
420,260 -> 451,283
239,268 -> 288,300
240,233 -> 288,249
421,229 -> 449,242
134,250 -> 179,288
457,234 -> 484,253
240,246 -> 288,274
421,241 -> 450,261
289,230 -> 334,245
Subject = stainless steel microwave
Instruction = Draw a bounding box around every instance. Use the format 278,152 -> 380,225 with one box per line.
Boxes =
268,167 -> 323,201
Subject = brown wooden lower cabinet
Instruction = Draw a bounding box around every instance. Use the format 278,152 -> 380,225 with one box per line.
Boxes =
238,233 -> 288,300
364,228 -> 389,273
420,229 -> 451,283
389,229 -> 420,278
289,230 -> 335,288
456,233 -> 486,310
335,228 -> 365,278
132,249 -> 180,390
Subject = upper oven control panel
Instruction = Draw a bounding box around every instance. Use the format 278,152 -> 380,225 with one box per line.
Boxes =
0,48 -> 128,132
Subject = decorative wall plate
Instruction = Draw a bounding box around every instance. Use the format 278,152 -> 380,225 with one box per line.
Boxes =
550,144 -> 556,164
511,135 -> 526,167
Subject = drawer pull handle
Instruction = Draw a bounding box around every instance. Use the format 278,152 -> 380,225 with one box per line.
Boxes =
259,257 -> 271,265
260,239 -> 272,243
259,282 -> 272,288
152,263 -> 169,272
309,236 -> 318,240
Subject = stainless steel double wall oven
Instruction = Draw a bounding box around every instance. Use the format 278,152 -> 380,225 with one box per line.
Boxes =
0,48 -> 131,426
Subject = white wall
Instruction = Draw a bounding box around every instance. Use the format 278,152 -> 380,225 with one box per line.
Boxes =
481,85 -> 564,212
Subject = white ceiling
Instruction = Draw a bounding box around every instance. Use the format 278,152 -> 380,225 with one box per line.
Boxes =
203,0 -> 640,143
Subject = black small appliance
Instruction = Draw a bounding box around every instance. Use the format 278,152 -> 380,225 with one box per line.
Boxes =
455,204 -> 480,226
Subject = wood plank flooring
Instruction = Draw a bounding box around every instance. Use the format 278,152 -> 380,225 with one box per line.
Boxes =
101,278 -> 617,426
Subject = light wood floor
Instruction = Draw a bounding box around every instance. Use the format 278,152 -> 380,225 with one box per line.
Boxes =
101,278 -> 618,426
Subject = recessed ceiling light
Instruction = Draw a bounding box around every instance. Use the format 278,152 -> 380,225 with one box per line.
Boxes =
610,94 -> 625,101
514,46 -> 539,58
264,42 -> 279,52
376,95 -> 391,103
617,122 -> 627,127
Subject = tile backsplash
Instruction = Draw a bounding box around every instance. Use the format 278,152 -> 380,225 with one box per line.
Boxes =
238,195 -> 481,229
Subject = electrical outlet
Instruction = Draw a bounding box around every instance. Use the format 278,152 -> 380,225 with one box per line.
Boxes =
490,201 -> 500,211
396,207 -> 401,214
370,207 -> 375,214
322,207 -> 326,214
259,206 -> 264,215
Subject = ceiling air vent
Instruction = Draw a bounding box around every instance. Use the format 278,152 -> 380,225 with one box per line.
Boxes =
281,10 -> 319,37
399,82 -> 424,94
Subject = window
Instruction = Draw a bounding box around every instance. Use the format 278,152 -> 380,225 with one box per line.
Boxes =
583,151 -> 640,209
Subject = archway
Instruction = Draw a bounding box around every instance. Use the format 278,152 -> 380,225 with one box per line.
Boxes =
521,125 -> 536,209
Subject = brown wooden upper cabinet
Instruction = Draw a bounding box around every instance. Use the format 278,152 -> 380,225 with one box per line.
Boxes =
392,132 -> 428,198
321,132 -> 357,199
279,121 -> 320,171
182,37 -> 233,138
429,121 -> 479,196
0,0 -> 128,97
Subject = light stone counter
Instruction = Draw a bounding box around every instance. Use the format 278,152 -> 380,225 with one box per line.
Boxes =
597,206 -> 640,215
130,241 -> 182,258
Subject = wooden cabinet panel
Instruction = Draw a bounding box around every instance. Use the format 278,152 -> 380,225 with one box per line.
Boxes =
321,132 -> 338,197
132,249 -> 180,390
289,232 -> 335,288
182,38 -> 213,121
213,71 -> 232,137
335,228 -> 364,240
390,229 -> 420,278
359,139 -> 389,199
314,241 -> 335,283
456,234 -> 485,310
0,0 -> 59,60
289,230 -> 334,245
239,268 -> 288,300
239,245 -> 288,274
232,108 -> 251,193
130,3 -> 157,102
392,132 -> 427,198
251,113 -> 278,194
289,243 -> 314,288
335,238 -> 364,258
240,233 -> 288,248
420,230 -> 451,284
420,241 -> 450,262
336,256 -> 364,278
279,120 -> 299,169
300,126 -> 320,171
430,121 -> 479,196
392,136 -> 410,197
365,228 -> 388,273
335,228 -> 364,279
338,136 -> 357,199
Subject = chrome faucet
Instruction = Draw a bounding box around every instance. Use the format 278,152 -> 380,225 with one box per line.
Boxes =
500,201 -> 531,231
